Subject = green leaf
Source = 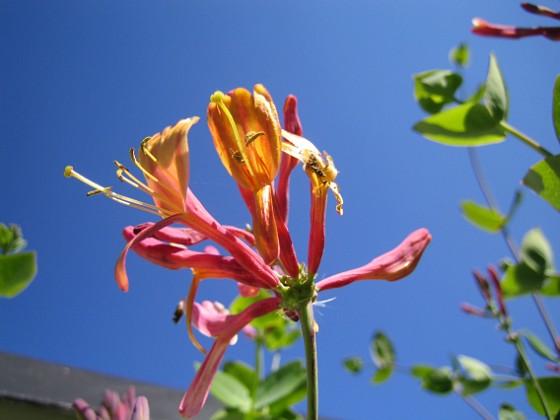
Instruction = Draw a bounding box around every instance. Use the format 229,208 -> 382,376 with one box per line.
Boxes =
455,355 -> 492,396
414,366 -> 454,394
268,383 -> 306,418
524,376 -> 560,417
499,403 -> 526,420
210,408 -> 246,420
413,70 -> 463,114
263,327 -> 300,351
520,228 -> 555,274
540,274 -> 560,296
255,361 -> 306,410
461,200 -> 507,233
343,356 -> 364,374
223,361 -> 255,393
553,75 -> 560,143
501,261 -> 545,298
523,154 -> 560,211
449,43 -> 470,68
0,252 -> 37,298
484,54 -> 509,121
520,330 -> 559,363
209,368 -> 251,412
370,331 -> 395,369
413,102 -> 506,146
0,223 -> 27,255
372,366 -> 393,384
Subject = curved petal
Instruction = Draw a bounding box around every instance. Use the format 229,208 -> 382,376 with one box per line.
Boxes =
316,228 -> 432,292
179,297 -> 281,418
114,214 -> 183,291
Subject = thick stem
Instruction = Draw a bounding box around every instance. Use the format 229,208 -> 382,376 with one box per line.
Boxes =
500,122 -> 554,158
298,301 -> 318,420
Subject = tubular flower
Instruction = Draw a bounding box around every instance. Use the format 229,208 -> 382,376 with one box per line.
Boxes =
472,3 -> 560,41
66,86 -> 433,420
281,128 -> 343,274
207,85 -> 282,265
178,297 -> 281,418
316,228 -> 432,292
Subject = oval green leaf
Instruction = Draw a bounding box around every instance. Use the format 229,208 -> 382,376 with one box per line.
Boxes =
255,361 -> 306,410
524,376 -> 560,417
0,252 -> 37,298
413,102 -> 506,146
461,200 -> 507,233
484,54 -> 509,121
523,154 -> 560,211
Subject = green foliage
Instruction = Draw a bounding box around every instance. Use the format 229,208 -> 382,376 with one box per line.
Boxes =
523,154 -> 560,211
553,75 -> 560,143
501,228 -> 560,298
411,365 -> 454,394
0,223 -> 27,254
454,355 -> 492,396
369,331 -> 395,384
210,368 -> 252,412
413,53 -> 510,147
254,361 -> 306,411
484,54 -> 509,122
0,223 -> 37,298
342,356 -> 364,374
461,191 -> 522,233
519,330 -> 559,363
461,201 -> 507,233
413,70 -> 463,114
413,102 -> 507,146
498,404 -> 526,420
524,377 -> 560,417
449,42 -> 470,68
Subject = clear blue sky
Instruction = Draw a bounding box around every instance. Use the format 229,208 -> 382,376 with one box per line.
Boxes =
2,1 -> 559,418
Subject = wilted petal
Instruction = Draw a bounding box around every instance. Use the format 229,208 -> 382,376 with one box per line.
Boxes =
316,228 -> 431,292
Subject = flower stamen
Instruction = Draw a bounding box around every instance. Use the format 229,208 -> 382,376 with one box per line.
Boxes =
64,166 -> 173,217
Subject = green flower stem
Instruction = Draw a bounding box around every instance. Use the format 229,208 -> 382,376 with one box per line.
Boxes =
500,121 -> 554,158
511,334 -> 553,419
298,300 -> 318,420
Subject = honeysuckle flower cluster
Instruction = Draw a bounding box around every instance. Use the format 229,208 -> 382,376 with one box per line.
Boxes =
65,84 -> 431,418
472,2 -> 560,40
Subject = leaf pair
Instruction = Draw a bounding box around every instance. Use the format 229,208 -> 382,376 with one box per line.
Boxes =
413,54 -> 508,146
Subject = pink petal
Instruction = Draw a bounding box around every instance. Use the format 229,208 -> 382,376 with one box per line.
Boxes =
316,228 -> 431,292
115,214 -> 183,291
179,297 -> 280,418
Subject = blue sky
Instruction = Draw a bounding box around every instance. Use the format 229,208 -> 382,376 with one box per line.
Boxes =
2,1 -> 559,418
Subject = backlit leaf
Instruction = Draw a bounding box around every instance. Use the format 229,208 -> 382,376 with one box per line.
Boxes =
484,54 -> 509,121
461,200 -> 506,233
523,154 -> 560,211
0,252 -> 37,298
413,102 -> 506,146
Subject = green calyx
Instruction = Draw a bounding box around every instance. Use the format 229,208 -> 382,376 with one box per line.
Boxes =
278,268 -> 317,312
